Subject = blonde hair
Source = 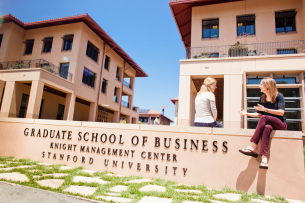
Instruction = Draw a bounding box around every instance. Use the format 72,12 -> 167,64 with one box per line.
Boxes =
260,78 -> 278,103
198,77 -> 217,95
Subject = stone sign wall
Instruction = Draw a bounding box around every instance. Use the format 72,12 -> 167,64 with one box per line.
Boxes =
0,117 -> 304,200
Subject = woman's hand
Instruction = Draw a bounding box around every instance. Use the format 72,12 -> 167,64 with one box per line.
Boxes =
254,104 -> 265,112
238,108 -> 248,116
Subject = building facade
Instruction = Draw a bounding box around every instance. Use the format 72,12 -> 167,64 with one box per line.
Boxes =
170,0 -> 305,132
139,109 -> 173,125
0,14 -> 147,123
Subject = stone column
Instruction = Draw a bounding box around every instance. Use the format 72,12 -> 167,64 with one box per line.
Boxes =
126,115 -> 131,124
63,92 -> 76,121
0,81 -> 15,117
26,80 -> 44,119
88,102 -> 96,122
178,75 -> 191,126
113,111 -> 119,123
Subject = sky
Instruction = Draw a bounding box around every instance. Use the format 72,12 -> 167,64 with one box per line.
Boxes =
0,0 -> 185,122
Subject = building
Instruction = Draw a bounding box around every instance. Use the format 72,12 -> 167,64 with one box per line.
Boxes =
169,0 -> 305,133
139,109 -> 173,125
170,97 -> 179,126
0,14 -> 148,123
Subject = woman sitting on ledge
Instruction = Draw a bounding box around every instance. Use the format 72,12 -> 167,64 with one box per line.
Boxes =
239,78 -> 287,169
194,77 -> 222,128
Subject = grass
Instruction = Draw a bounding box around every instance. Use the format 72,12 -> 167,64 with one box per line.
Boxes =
0,156 -> 291,203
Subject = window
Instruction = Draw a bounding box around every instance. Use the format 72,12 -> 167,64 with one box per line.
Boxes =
114,87 -> 118,102
62,35 -> 73,51
42,37 -> 53,53
202,19 -> 219,38
237,15 -> 255,35
39,99 -> 44,119
18,94 -> 29,118
104,55 -> 110,70
101,79 -> 107,94
82,68 -> 96,88
277,49 -> 297,55
86,41 -> 99,62
116,67 -> 120,81
57,104 -> 65,120
274,77 -> 296,84
0,34 -> 3,47
60,63 -> 69,80
275,11 -> 296,33
24,39 -> 34,55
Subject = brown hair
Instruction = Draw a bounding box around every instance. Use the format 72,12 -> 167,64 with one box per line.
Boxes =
260,78 -> 278,103
198,77 -> 217,95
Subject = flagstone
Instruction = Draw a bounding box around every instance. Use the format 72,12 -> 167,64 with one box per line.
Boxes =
36,179 -> 64,189
64,185 -> 97,196
59,166 -> 73,170
286,199 -> 303,203
0,165 -> 34,171
138,196 -> 172,203
139,185 -> 166,192
182,201 -> 201,203
105,192 -> 121,197
73,176 -> 109,184
124,179 -> 152,184
0,164 -> 5,167
109,185 -> 128,192
33,175 -> 41,178
207,187 -> 221,191
28,170 -> 42,172
175,189 -> 202,194
96,196 -> 132,203
210,200 -> 227,203
0,172 -> 29,182
6,162 -> 20,164
213,193 -> 242,201
43,173 -> 69,177
81,169 -> 96,175
105,173 -> 125,177
38,163 -> 53,166
175,183 -> 193,186
251,199 -> 273,203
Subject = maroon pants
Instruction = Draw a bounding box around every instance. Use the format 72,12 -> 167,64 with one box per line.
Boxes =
250,115 -> 287,156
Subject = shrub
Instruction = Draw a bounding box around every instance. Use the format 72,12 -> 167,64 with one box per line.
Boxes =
138,121 -> 142,124
228,42 -> 248,57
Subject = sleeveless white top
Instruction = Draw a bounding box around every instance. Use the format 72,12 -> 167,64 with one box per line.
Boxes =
194,92 -> 217,123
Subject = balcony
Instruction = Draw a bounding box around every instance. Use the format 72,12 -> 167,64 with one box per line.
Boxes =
186,40 -> 305,59
121,100 -> 129,108
0,59 -> 73,82
123,80 -> 131,89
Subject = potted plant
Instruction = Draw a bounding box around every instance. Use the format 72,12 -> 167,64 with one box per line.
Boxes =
228,42 -> 248,57
248,50 -> 256,56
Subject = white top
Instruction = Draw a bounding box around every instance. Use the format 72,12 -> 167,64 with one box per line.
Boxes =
154,118 -> 159,125
194,92 -> 217,123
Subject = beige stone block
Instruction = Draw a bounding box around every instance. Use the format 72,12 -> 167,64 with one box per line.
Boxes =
63,185 -> 97,196
43,173 -> 69,177
36,179 -> 64,189
81,169 -> 96,175
124,179 -> 152,184
0,117 -> 35,124
33,175 -> 41,178
96,196 -> 132,203
105,192 -> 121,197
251,199 -> 273,203
38,163 -> 52,166
59,166 -> 74,170
0,172 -> 29,182
139,185 -> 166,192
0,164 -> 5,167
34,119 -> 82,127
140,125 -> 212,134
138,196 -> 172,203
213,193 -> 242,201
175,189 -> 202,194
81,122 -> 140,130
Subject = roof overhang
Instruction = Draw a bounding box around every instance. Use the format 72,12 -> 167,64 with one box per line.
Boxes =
169,0 -> 245,48
1,14 -> 148,77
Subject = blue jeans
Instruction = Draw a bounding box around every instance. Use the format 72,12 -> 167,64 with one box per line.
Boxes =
194,122 -> 223,128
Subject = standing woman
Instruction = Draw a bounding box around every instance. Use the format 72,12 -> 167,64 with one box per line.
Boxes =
239,78 -> 287,169
194,77 -> 222,128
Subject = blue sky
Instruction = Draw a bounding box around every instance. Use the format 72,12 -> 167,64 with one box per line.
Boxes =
1,0 -> 185,122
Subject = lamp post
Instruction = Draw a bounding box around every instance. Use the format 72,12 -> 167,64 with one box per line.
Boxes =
159,106 -> 168,125
101,104 -> 109,122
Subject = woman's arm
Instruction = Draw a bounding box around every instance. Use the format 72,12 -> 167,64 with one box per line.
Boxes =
254,104 -> 285,116
238,108 -> 262,118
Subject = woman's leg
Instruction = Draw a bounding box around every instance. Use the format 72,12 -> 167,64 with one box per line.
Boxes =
260,124 -> 273,156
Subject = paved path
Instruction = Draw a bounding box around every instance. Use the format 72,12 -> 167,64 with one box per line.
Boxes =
0,182 -> 105,203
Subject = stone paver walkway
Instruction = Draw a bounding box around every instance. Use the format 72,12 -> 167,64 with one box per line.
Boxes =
0,157 -> 304,203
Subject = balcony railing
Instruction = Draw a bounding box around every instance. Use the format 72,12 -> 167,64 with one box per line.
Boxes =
121,100 -> 129,108
123,80 -> 131,89
0,59 -> 73,82
186,40 -> 305,59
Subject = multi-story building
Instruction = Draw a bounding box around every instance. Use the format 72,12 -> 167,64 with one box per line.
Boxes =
0,14 -> 147,123
169,0 -> 305,134
139,109 -> 173,125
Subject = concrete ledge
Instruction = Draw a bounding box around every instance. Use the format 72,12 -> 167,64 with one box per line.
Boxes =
140,125 -> 212,134
0,117 -> 35,124
34,119 -> 82,127
213,128 -> 302,139
81,122 -> 140,130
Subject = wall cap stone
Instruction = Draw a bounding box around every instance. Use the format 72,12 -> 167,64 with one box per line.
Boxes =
81,122 -> 140,130
0,117 -> 35,124
140,125 -> 212,134
34,119 -> 82,127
